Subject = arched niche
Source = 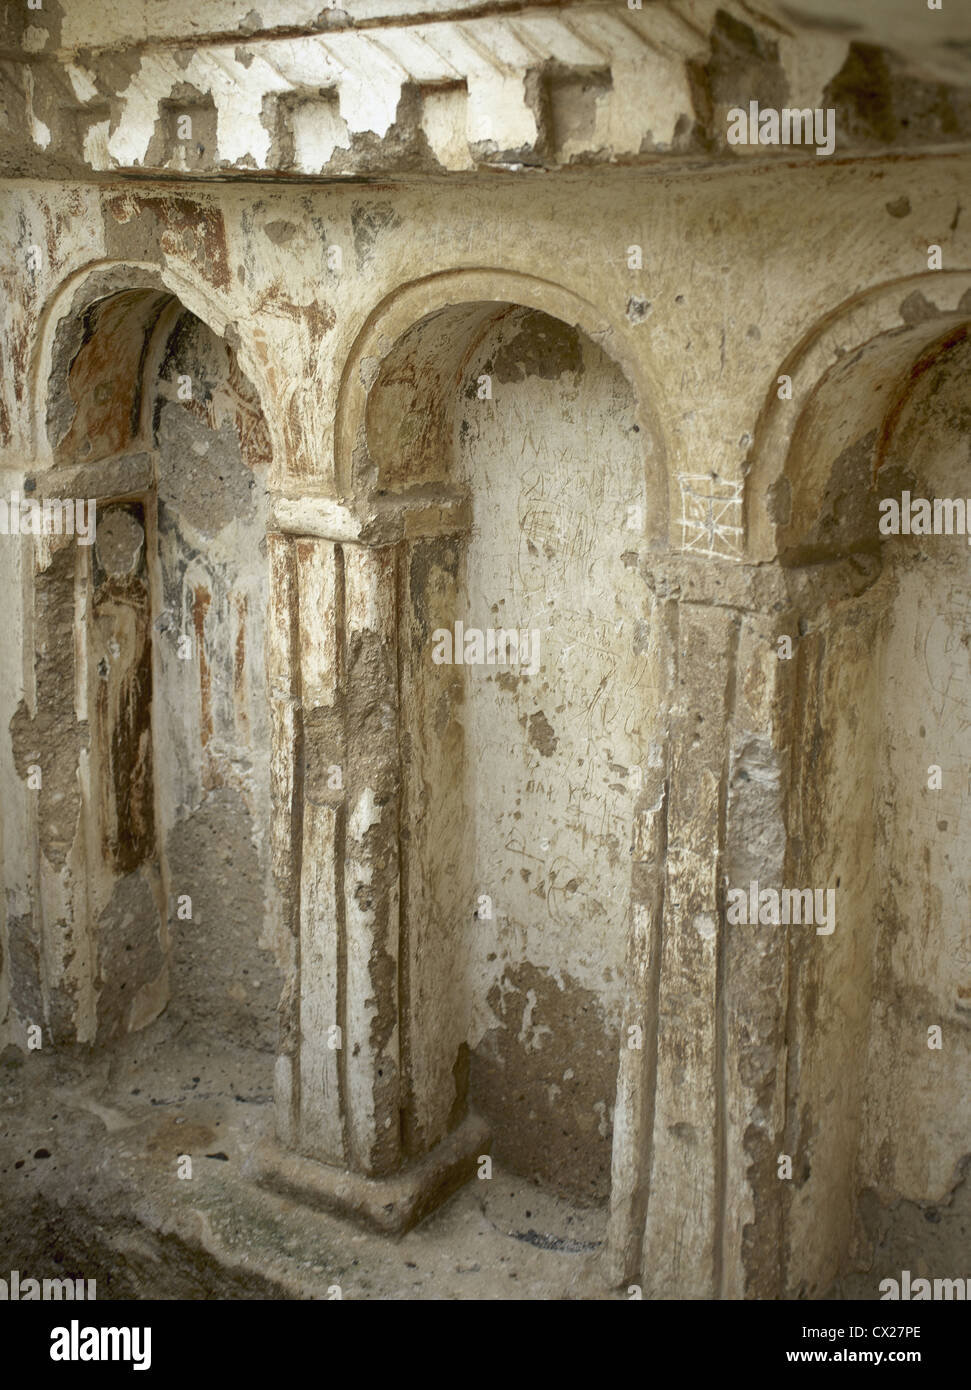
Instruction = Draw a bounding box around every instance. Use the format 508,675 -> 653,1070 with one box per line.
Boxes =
352,293 -> 664,1208
334,269 -> 670,547
759,300 -> 971,1295
20,266 -> 280,1052
746,271 -> 971,563
854,330 -> 971,1263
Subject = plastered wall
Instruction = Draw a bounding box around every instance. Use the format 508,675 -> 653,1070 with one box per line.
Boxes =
0,118 -> 969,1296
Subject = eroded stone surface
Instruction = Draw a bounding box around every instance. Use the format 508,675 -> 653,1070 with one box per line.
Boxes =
1,0 -> 970,1304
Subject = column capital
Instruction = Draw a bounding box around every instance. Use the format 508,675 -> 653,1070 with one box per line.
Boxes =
272,486 -> 471,546
640,551 -> 882,616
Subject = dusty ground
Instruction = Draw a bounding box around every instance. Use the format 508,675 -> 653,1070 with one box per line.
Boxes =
3,1011 -> 965,1300
0,1013 -> 616,1300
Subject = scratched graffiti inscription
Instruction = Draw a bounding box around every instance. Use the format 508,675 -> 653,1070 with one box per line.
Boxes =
462,355 -> 654,961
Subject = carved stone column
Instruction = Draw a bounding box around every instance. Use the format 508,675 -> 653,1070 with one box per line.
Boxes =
255,491 -> 488,1232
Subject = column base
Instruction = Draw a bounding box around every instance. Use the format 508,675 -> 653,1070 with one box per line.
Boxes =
250,1112 -> 492,1235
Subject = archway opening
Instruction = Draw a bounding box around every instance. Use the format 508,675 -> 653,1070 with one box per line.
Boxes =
366,301 -> 660,1207
38,281 -> 280,1057
859,329 -> 971,1271
764,312 -> 971,1293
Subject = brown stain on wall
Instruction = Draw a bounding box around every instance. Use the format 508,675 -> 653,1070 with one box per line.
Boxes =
526,709 -> 558,757
105,194 -> 232,291
10,544 -> 84,868
93,569 -> 156,874
471,961 -> 616,1205
91,498 -> 155,877
253,287 -> 335,342
55,291 -> 170,464
489,311 -> 583,384
226,351 -> 274,469
192,585 -> 213,754
0,341 -> 12,447
875,324 -> 970,483
233,592 -> 249,744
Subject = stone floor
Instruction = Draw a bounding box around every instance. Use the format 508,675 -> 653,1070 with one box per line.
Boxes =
3,1016 -> 967,1298
0,1013 -> 616,1300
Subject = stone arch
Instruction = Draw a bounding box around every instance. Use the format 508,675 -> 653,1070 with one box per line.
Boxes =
259,270 -> 669,1251
333,268 -> 671,547
16,265 -> 280,1050
29,260 -> 278,471
280,275 -> 667,1228
746,270 -> 971,562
